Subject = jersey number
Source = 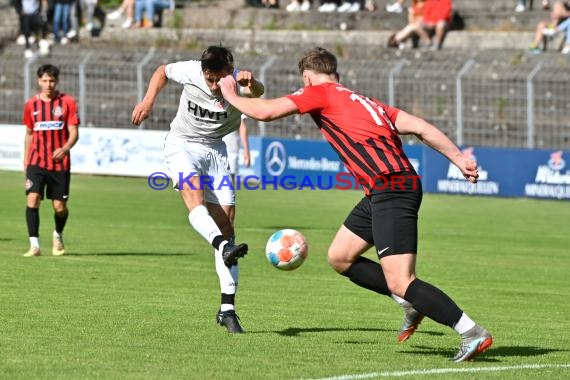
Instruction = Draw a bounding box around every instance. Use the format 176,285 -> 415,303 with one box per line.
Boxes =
349,93 -> 396,131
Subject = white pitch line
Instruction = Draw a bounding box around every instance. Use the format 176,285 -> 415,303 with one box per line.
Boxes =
306,363 -> 570,380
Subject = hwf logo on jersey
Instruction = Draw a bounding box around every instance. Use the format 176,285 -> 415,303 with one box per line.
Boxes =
438,147 -> 499,195
525,151 -> 570,199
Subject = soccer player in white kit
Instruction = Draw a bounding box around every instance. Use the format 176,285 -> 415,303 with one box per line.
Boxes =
131,46 -> 264,333
222,115 -> 251,185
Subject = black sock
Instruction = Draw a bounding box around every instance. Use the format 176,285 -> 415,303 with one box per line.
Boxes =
212,235 -> 224,250
341,256 -> 391,296
221,293 -> 235,306
26,207 -> 40,237
404,278 -> 463,328
54,211 -> 69,234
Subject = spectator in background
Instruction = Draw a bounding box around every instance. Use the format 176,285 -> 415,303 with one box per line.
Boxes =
387,0 -> 425,49
318,0 -> 341,12
386,0 -> 405,13
261,0 -> 279,8
52,0 -> 75,44
337,0 -> 361,12
286,0 -> 311,11
528,0 -> 570,52
11,0 -> 27,45
83,0 -> 104,32
107,0 -> 135,29
14,0 -> 50,58
516,0 -> 551,12
415,0 -> 451,50
134,0 -> 174,27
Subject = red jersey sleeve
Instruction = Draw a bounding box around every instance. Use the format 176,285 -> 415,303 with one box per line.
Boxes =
63,94 -> 80,126
22,99 -> 34,130
286,85 -> 329,114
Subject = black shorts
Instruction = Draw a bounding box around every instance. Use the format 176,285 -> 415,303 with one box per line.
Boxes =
25,165 -> 70,201
343,171 -> 422,258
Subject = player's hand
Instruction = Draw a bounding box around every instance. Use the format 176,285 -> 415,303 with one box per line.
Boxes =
243,152 -> 251,168
234,70 -> 254,88
461,158 -> 479,183
131,101 -> 152,126
219,75 -> 238,98
52,147 -> 68,162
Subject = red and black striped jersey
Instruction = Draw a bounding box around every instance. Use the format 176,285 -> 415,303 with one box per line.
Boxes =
287,82 -> 413,195
23,92 -> 79,171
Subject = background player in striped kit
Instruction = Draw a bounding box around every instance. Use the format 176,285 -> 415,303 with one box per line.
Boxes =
23,64 -> 79,257
219,47 -> 492,361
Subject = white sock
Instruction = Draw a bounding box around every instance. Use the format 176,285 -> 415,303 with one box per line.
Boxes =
188,205 -> 223,245
454,313 -> 476,335
391,294 -> 407,305
53,230 -> 62,238
214,248 -> 239,296
29,237 -> 39,248
220,304 -> 235,312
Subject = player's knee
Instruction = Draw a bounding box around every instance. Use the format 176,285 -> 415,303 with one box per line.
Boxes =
327,246 -> 350,273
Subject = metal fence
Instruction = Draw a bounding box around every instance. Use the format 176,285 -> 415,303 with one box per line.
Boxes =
1,45 -> 568,149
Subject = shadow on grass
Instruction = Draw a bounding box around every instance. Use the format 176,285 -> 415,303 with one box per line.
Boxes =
264,225 -> 330,232
65,252 -> 192,256
264,327 -> 445,337
401,345 -> 567,362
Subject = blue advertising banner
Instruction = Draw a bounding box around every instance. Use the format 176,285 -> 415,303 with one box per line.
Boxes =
517,149 -> 570,200
423,146 -> 504,196
240,136 -> 569,200
258,137 -> 348,190
423,146 -> 570,200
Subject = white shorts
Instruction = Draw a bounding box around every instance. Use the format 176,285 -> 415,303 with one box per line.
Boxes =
222,130 -> 239,175
164,133 -> 235,205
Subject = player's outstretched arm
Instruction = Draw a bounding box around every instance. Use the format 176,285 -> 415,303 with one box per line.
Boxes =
235,70 -> 264,98
131,65 -> 169,126
219,75 -> 297,121
395,110 -> 479,183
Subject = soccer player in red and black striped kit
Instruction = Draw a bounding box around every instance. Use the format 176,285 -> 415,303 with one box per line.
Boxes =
22,64 -> 79,257
219,47 -> 492,362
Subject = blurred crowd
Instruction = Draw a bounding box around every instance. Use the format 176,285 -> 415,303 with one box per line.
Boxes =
10,0 -> 176,58
11,0 -> 570,58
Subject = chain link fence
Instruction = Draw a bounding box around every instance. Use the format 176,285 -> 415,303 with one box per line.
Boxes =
1,45 -> 568,149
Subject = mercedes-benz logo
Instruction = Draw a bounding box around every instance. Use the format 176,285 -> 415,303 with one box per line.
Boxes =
265,141 -> 286,176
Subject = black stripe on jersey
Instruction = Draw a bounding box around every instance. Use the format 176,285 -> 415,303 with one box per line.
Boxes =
320,117 -> 377,179
389,135 -> 411,170
366,137 -> 395,173
379,135 -> 406,171
31,100 -> 39,166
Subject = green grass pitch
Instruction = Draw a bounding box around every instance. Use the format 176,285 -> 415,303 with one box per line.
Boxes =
0,170 -> 569,379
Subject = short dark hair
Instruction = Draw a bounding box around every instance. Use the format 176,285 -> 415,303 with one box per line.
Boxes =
37,64 -> 60,79
298,47 -> 337,76
200,46 -> 234,72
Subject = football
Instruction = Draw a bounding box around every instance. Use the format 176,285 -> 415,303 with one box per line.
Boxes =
265,229 -> 308,271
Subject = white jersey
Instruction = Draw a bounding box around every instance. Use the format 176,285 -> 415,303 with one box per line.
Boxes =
165,60 -> 243,142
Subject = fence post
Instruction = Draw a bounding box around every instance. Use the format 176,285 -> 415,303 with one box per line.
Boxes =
455,59 -> 475,146
137,48 -> 156,130
257,55 -> 277,137
23,54 -> 39,103
526,60 -> 544,149
78,52 -> 93,127
388,59 -> 408,106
